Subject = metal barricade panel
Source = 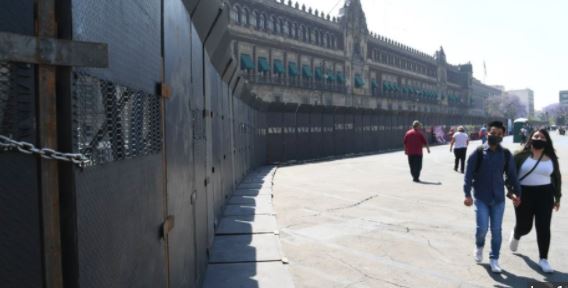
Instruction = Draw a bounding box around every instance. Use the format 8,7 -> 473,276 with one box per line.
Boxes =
296,112 -> 310,160
344,112 -> 354,154
191,24 -> 209,280
283,112 -> 297,161
71,0 -> 161,93
322,113 -> 335,157
356,111 -> 364,153
266,112 -> 283,163
163,1 -> 198,286
73,155 -> 166,288
309,111 -> 323,159
0,3 -> 44,288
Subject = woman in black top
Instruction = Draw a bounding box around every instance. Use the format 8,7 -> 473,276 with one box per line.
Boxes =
508,129 -> 562,273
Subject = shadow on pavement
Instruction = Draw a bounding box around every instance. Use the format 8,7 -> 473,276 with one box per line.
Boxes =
480,264 -> 538,288
515,254 -> 568,282
416,180 -> 442,185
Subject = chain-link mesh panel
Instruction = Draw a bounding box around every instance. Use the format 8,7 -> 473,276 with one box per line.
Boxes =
0,63 -> 8,132
0,61 -> 35,141
72,72 -> 161,166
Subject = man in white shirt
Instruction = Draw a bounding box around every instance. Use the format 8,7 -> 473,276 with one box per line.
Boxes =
450,126 -> 469,173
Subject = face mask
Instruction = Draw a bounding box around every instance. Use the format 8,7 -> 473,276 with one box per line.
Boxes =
531,139 -> 546,150
487,135 -> 502,146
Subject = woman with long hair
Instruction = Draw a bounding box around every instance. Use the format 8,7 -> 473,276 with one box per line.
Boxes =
508,129 -> 562,273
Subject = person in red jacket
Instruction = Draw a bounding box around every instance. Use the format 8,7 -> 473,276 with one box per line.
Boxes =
404,120 -> 430,182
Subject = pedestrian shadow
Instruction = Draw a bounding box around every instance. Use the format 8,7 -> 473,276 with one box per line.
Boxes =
480,264 -> 538,287
416,180 -> 442,185
514,254 -> 568,282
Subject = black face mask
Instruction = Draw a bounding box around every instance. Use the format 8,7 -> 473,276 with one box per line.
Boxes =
487,135 -> 502,146
531,139 -> 546,150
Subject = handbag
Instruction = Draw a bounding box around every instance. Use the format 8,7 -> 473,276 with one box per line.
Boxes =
506,153 -> 544,198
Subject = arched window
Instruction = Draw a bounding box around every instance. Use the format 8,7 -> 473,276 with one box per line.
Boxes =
267,16 -> 274,32
251,11 -> 257,28
231,5 -> 239,23
272,16 -> 280,33
243,8 -> 249,26
300,25 -> 307,41
292,23 -> 297,38
283,20 -> 290,35
308,28 -> 313,42
259,14 -> 265,30
275,18 -> 284,33
325,33 -> 330,48
310,30 -> 317,43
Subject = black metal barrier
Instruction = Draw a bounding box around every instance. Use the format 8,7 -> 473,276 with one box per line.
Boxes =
263,104 -> 491,164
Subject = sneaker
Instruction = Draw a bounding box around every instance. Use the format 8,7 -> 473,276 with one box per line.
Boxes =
474,246 -> 483,263
539,259 -> 554,273
490,259 -> 502,273
509,231 -> 519,252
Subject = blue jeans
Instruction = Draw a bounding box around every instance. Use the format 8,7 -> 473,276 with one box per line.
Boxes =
475,199 -> 505,259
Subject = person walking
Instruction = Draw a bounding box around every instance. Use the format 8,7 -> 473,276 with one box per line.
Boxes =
508,129 -> 562,273
520,126 -> 528,145
450,126 -> 469,173
404,120 -> 430,182
463,121 -> 522,273
479,125 -> 487,144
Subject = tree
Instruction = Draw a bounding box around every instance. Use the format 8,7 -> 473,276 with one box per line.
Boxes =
484,94 -> 527,119
544,103 -> 568,125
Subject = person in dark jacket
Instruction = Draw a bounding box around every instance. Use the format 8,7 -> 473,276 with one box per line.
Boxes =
508,129 -> 562,273
463,121 -> 522,273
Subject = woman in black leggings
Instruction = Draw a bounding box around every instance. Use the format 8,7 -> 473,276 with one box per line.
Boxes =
508,129 -> 562,273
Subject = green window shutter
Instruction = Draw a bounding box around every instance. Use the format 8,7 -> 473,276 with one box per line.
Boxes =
258,57 -> 269,73
393,83 -> 400,92
302,64 -> 312,78
240,54 -> 254,70
354,74 -> 365,88
273,59 -> 284,74
288,62 -> 298,77
326,70 -> 335,82
371,80 -> 378,90
337,72 -> 345,84
315,67 -> 323,80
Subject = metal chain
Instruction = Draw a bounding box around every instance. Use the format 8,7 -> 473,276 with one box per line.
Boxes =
0,134 -> 91,167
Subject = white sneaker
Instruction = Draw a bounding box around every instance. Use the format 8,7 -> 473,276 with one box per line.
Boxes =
509,231 -> 519,252
490,259 -> 502,273
474,246 -> 483,263
539,259 -> 554,273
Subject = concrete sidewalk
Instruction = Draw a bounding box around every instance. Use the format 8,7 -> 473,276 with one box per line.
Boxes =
203,166 -> 295,288
273,134 -> 568,288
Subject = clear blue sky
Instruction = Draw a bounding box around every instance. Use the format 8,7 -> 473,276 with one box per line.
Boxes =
298,0 -> 567,109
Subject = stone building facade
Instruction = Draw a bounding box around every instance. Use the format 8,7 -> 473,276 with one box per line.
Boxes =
228,0 -> 495,116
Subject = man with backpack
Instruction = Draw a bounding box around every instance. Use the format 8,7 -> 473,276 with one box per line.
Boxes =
463,121 -> 522,273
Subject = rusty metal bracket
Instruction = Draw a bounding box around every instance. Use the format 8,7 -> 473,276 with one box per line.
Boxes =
161,83 -> 172,98
0,32 -> 108,67
161,215 -> 175,239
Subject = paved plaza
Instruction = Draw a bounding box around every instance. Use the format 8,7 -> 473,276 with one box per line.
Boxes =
273,134 -> 568,288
